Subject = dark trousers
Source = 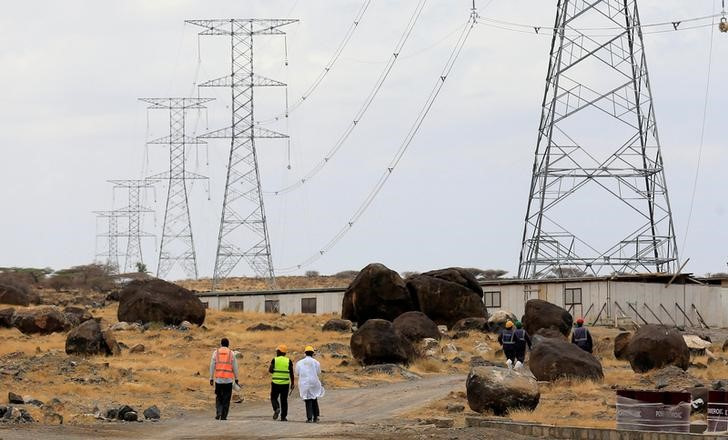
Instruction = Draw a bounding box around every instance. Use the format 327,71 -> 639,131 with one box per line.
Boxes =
215,382 -> 233,420
270,383 -> 289,419
305,399 -> 320,421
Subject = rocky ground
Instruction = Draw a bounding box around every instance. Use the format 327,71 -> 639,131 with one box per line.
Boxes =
2,286 -> 728,437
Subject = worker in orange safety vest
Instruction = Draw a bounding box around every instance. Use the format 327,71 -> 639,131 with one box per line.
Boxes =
209,338 -> 239,420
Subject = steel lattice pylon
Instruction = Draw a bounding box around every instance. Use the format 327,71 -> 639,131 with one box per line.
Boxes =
93,210 -> 126,273
519,0 -> 679,279
141,97 -> 213,280
108,180 -> 155,273
187,19 -> 297,289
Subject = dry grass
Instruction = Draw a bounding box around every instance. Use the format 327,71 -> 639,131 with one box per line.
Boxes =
0,303 -> 406,425
410,357 -> 446,374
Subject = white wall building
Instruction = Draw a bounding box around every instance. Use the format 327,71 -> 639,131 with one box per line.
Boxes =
197,274 -> 728,328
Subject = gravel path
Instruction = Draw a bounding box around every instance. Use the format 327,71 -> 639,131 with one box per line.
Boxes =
0,374 -> 533,440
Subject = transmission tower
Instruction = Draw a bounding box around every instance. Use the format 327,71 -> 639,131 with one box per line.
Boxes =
108,180 -> 155,273
140,97 -> 213,280
187,19 -> 297,289
518,0 -> 679,279
93,210 -> 125,273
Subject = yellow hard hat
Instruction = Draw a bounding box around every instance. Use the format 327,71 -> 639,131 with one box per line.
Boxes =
505,320 -> 514,329
277,344 -> 287,353
305,345 -> 314,352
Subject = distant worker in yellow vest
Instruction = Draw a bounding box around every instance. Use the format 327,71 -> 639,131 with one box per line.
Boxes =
209,338 -> 239,421
268,344 -> 295,421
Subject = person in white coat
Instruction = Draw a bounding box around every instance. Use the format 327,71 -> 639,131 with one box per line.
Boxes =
294,345 -> 324,423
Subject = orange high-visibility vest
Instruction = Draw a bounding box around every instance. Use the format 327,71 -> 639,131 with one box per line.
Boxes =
214,347 -> 235,380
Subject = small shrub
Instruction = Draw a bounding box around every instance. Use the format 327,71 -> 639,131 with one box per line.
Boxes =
305,270 -> 320,277
332,270 -> 359,279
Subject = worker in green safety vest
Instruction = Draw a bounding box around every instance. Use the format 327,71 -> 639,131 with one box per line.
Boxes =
268,344 -> 295,421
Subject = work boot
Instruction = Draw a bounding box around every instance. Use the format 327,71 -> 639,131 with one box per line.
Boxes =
314,417 -> 320,423
306,419 -> 312,423
273,408 -> 280,420
280,417 -> 288,422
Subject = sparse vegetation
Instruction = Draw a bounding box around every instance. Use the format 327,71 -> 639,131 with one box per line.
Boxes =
44,264 -> 116,292
463,268 -> 508,280
0,266 -> 53,285
333,270 -> 359,279
305,270 -> 321,277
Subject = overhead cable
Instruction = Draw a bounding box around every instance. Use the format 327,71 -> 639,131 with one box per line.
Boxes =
266,0 -> 428,195
257,0 -> 374,125
275,11 -> 477,273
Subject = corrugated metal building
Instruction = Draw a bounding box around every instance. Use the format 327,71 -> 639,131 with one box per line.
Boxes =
197,274 -> 728,327
198,287 -> 346,315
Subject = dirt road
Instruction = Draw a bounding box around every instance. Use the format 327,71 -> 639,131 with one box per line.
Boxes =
1,374 -> 528,440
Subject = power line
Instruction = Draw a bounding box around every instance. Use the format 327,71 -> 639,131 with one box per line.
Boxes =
477,8 -> 723,33
257,0 -> 374,125
275,10 -> 478,273
266,0 -> 429,196
681,1 -> 718,257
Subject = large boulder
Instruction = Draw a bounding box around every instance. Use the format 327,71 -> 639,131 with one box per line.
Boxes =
452,317 -> 488,332
614,332 -> 632,360
466,366 -> 540,415
117,279 -> 205,326
393,311 -> 441,342
521,299 -> 572,337
322,319 -> 353,333
350,319 -> 416,366
63,306 -> 94,327
487,310 -> 518,332
342,263 -> 416,326
624,324 -> 689,373
529,337 -> 604,382
65,319 -> 120,356
12,307 -> 70,335
0,283 -> 40,307
406,268 -> 487,327
0,308 -> 15,328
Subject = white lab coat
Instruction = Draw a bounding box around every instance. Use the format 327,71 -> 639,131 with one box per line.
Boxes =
294,356 -> 325,400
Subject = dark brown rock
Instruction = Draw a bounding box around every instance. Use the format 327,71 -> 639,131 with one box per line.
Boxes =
614,332 -> 632,360
350,319 -> 416,366
419,268 -> 483,297
65,319 -> 120,356
322,319 -> 352,332
0,308 -> 15,328
466,366 -> 540,415
406,268 -> 488,327
0,283 -> 40,307
534,327 -> 566,339
722,339 -> 728,353
452,317 -> 488,332
392,311 -> 441,342
521,299 -> 573,337
117,279 -> 205,326
12,307 -> 70,335
246,323 -> 283,331
529,337 -> 604,382
63,306 -> 93,327
342,263 -> 416,326
624,324 -> 690,373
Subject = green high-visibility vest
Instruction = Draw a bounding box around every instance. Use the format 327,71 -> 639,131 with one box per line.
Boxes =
272,356 -> 291,385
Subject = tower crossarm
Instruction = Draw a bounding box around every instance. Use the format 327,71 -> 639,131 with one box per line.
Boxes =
186,19 -> 298,36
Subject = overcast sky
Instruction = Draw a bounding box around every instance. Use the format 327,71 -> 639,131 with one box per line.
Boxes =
0,0 -> 726,280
